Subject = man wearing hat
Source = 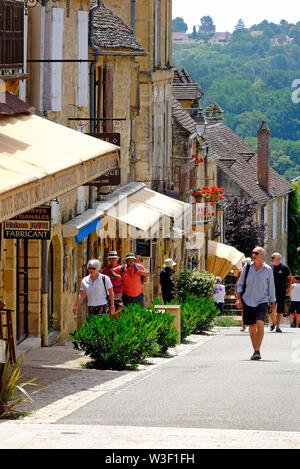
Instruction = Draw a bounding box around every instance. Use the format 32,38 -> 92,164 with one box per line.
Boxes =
113,253 -> 149,307
101,251 -> 123,314
159,258 -> 176,304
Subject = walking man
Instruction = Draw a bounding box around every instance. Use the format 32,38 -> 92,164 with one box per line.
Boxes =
269,252 -> 293,333
159,258 -> 176,304
113,253 -> 149,307
101,251 -> 123,314
236,247 -> 276,360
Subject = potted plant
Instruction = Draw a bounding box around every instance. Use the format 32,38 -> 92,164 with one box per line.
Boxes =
192,155 -> 204,166
192,186 -> 224,205
192,188 -> 204,202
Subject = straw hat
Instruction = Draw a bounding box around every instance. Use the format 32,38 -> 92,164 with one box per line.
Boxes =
125,252 -> 136,260
107,251 -> 119,259
163,258 -> 176,268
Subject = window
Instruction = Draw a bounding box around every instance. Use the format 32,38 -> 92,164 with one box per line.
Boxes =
0,0 -> 24,70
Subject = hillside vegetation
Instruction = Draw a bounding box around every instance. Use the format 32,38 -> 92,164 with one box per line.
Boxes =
173,20 -> 300,180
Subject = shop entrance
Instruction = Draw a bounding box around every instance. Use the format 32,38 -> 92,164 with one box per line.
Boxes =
16,239 -> 28,344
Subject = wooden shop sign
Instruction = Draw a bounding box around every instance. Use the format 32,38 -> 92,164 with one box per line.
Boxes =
4,206 -> 51,240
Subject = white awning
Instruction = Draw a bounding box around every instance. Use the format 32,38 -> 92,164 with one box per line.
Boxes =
92,184 -> 191,237
0,114 -> 119,222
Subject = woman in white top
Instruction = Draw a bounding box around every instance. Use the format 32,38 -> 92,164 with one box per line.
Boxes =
289,275 -> 300,328
73,259 -> 115,318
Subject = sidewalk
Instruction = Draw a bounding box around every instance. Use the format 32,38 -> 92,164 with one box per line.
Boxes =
10,331 -> 219,423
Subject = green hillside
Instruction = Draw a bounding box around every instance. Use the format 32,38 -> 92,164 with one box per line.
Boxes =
173,20 -> 300,180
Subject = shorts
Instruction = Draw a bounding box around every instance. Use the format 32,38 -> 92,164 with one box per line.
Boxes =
276,297 -> 286,315
242,301 -> 268,326
289,301 -> 300,315
88,304 -> 109,317
123,292 -> 145,308
114,292 -> 124,311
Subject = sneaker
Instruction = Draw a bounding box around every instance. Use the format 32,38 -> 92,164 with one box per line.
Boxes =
276,328 -> 282,333
251,351 -> 261,360
240,327 -> 246,332
270,324 -> 275,331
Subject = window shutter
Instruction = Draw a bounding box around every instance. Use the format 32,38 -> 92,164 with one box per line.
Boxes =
77,10 -> 88,108
50,8 -> 64,111
103,66 -> 113,133
272,200 -> 277,240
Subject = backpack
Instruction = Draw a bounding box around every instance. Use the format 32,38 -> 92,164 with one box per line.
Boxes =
121,263 -> 146,284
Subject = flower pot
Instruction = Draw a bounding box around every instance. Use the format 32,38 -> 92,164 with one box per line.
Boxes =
194,196 -> 203,203
204,197 -> 216,205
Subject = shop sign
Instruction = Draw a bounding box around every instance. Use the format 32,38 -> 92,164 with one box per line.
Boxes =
4,206 -> 51,240
89,133 -> 121,147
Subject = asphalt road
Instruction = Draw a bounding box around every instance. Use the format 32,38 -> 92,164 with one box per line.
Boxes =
57,326 -> 300,432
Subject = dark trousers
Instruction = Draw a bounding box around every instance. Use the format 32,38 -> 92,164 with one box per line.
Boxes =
123,292 -> 145,308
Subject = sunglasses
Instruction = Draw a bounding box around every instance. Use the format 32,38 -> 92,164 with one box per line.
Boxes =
252,251 -> 260,255
88,267 -> 96,270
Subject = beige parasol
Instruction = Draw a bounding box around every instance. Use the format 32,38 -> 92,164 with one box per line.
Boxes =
207,241 -> 245,280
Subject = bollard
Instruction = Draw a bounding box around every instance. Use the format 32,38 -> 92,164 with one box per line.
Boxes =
154,305 -> 181,343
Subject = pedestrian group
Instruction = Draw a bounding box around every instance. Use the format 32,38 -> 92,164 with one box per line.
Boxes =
73,246 -> 300,361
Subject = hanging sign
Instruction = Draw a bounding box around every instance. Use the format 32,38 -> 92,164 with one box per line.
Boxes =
4,206 -> 51,240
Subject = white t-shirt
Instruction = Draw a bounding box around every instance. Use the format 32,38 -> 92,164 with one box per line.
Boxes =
213,284 -> 226,303
291,283 -> 300,302
80,274 -> 113,306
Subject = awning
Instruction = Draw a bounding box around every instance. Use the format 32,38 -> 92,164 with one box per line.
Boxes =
0,114 -> 119,222
62,209 -> 103,243
97,185 -> 190,235
207,241 -> 245,280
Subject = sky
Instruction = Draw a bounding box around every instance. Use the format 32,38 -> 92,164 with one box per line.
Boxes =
172,0 -> 300,33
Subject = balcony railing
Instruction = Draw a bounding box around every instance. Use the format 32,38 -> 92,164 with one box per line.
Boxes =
0,0 -> 24,70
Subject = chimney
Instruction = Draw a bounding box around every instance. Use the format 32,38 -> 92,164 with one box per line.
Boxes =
257,121 -> 271,192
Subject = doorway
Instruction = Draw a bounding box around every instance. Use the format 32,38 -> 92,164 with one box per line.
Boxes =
16,239 -> 28,344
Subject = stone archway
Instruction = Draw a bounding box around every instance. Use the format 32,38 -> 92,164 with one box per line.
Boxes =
48,235 -> 62,332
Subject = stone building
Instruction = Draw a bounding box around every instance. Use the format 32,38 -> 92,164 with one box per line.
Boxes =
101,0 -> 173,192
0,0 -> 119,350
205,106 -> 292,262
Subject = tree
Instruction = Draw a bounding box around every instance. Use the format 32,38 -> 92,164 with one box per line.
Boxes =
288,180 -> 300,274
172,17 -> 188,33
190,25 -> 198,41
225,196 -> 266,256
199,16 -> 215,34
235,19 -> 246,33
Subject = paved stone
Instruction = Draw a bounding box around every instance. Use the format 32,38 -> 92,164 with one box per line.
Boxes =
1,422 -> 300,449
16,331 -> 219,423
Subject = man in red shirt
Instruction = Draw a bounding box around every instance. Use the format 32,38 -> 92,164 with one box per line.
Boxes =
113,252 -> 150,307
101,251 -> 123,314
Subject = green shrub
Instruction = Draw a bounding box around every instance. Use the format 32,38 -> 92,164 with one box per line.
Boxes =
179,295 -> 219,339
174,269 -> 216,303
194,297 -> 220,333
72,304 -> 179,370
125,304 -> 179,355
214,316 -> 238,327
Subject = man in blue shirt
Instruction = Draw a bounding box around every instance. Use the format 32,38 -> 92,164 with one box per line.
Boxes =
236,246 -> 276,361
